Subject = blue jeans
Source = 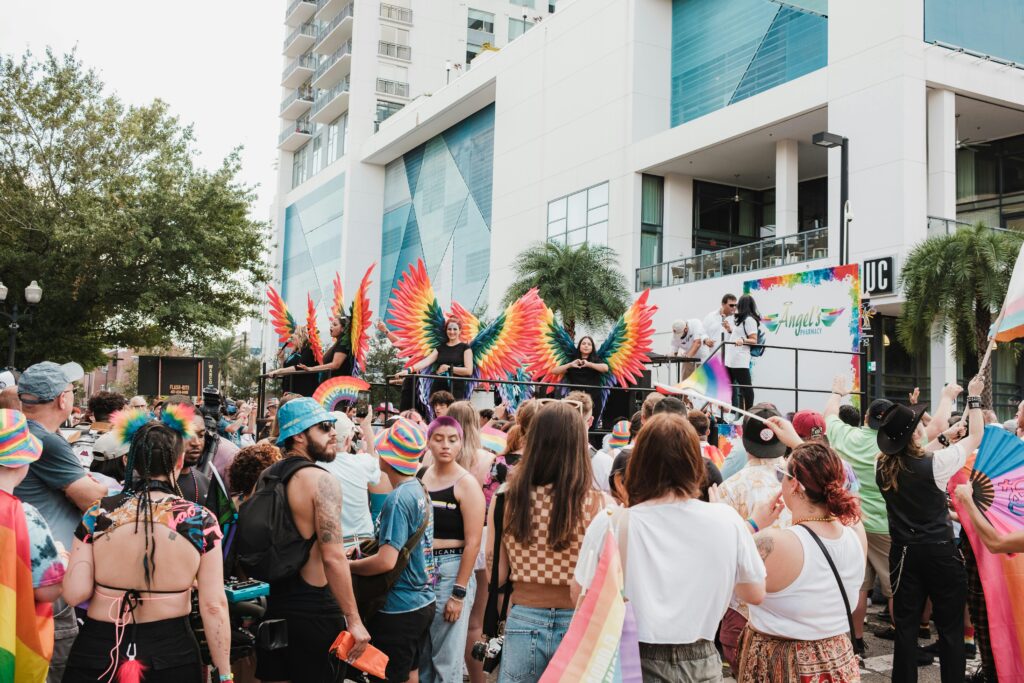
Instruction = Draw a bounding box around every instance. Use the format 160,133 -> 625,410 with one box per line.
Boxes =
420,551 -> 476,683
498,605 -> 574,683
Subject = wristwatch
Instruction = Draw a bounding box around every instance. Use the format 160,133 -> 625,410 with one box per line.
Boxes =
937,434 -> 950,447
452,584 -> 468,599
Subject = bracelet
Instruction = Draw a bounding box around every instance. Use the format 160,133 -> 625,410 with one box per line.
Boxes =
451,584 -> 468,599
747,518 -> 760,533
449,596 -> 464,603
937,434 -> 950,447
219,674 -> 234,682
967,396 -> 982,409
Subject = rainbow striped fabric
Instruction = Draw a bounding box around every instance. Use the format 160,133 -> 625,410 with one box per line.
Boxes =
993,243 -> 1024,342
656,355 -> 732,406
480,426 -> 507,454
0,490 -> 53,682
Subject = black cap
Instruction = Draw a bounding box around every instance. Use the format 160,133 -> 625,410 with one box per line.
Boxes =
876,403 -> 928,455
741,406 -> 787,459
866,399 -> 894,430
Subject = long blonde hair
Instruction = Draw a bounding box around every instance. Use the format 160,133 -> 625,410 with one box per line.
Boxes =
447,401 -> 483,469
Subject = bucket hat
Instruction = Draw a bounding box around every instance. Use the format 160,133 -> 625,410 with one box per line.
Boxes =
276,397 -> 336,445
0,409 -> 43,468
378,417 -> 426,475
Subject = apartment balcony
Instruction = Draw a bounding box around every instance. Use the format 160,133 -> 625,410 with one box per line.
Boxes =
311,78 -> 350,124
285,0 -> 316,27
280,87 -> 314,120
315,0 -> 347,22
376,77 -> 410,99
314,3 -> 354,55
378,41 -> 412,61
278,117 -> 313,151
380,3 -> 413,24
925,215 -> 1021,239
312,41 -> 352,89
635,228 -> 829,290
283,22 -> 317,57
281,53 -> 316,88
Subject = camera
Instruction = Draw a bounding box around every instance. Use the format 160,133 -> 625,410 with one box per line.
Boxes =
471,635 -> 503,673
201,386 -> 223,420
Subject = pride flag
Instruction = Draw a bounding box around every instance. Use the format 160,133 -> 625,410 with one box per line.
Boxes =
656,356 -> 731,406
480,426 -> 507,454
540,530 -> 641,682
992,242 -> 1024,342
0,491 -> 53,682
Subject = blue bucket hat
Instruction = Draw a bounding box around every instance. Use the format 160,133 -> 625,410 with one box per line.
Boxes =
276,397 -> 336,445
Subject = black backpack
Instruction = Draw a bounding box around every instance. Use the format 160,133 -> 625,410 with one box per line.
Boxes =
235,457 -> 319,583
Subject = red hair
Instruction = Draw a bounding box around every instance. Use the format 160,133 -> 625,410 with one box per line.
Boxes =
788,442 -> 861,526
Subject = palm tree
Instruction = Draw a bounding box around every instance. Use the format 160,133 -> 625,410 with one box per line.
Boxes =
898,223 -> 1023,407
501,241 -> 630,338
199,335 -> 247,392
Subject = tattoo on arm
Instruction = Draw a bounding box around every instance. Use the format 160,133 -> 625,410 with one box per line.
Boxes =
755,535 -> 774,561
314,474 -> 344,545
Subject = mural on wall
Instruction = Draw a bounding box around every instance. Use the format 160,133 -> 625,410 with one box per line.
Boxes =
380,104 -> 495,316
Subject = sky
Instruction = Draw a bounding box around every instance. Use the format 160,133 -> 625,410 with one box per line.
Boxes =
0,1 -> 283,221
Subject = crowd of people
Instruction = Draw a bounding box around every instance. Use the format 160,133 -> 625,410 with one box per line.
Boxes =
4,296 -> 1024,683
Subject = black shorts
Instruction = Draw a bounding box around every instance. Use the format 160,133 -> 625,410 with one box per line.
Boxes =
64,616 -> 202,683
366,602 -> 435,683
255,576 -> 348,682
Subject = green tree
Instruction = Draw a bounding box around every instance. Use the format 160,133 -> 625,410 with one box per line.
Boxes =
364,328 -> 403,410
0,50 -> 269,369
501,241 -> 630,338
199,335 -> 247,391
225,356 -> 262,400
898,223 -> 1023,406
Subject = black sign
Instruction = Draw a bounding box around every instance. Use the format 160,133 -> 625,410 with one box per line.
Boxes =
862,257 -> 895,296
137,356 -> 219,397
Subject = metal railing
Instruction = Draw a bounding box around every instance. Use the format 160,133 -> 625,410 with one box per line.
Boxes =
280,87 -> 314,113
926,215 -> 1022,238
283,22 -> 317,51
285,0 -> 315,21
378,41 -> 412,60
312,78 -> 350,116
636,227 -> 829,290
282,53 -> 317,82
376,78 -> 410,97
380,3 -> 413,23
314,41 -> 353,80
315,3 -> 354,46
278,116 -> 312,144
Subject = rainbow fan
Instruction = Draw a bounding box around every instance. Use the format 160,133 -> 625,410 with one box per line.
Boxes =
313,376 -> 370,411
966,425 -> 1024,536
307,295 -> 325,365
656,356 -> 731,406
267,286 -> 297,345
330,273 -> 344,320
349,264 -> 375,376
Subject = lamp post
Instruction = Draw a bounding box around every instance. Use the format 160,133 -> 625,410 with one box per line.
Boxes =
812,131 -> 850,265
445,60 -> 452,85
0,280 -> 43,370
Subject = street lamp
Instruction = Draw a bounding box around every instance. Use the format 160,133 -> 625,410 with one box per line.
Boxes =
812,131 -> 851,265
445,60 -> 452,85
0,280 -> 43,370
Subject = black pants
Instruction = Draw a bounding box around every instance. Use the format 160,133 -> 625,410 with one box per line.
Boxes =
64,616 -> 202,683
727,367 -> 754,410
890,541 -> 967,683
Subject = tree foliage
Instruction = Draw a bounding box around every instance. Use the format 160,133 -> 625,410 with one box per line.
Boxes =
0,50 -> 270,369
500,241 -> 630,338
898,223 -> 1023,403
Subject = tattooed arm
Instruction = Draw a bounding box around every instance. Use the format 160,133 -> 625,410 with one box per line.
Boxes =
313,470 -> 371,657
197,542 -> 232,676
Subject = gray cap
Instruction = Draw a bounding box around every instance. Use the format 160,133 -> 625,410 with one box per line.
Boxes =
18,362 -> 84,404
92,431 -> 130,460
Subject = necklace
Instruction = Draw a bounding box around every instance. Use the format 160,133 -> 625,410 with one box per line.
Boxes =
793,515 -> 836,525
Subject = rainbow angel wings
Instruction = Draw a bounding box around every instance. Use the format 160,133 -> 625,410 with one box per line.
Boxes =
386,259 -> 448,370
267,286 -> 297,345
306,295 -> 324,365
346,264 -> 374,376
330,273 -> 344,320
527,303 -> 580,385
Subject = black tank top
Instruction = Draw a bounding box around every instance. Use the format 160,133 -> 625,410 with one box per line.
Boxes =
417,471 -> 467,541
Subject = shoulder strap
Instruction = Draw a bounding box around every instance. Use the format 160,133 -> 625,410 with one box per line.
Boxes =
272,456 -> 319,485
612,507 -> 629,585
483,492 -> 511,636
799,524 -> 856,647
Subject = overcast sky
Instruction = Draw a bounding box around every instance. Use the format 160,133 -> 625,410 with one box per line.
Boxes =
0,1 -> 282,221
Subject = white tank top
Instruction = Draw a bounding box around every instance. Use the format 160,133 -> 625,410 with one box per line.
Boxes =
748,525 -> 865,641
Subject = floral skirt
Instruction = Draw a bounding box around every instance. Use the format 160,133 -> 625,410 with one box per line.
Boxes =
736,626 -> 860,683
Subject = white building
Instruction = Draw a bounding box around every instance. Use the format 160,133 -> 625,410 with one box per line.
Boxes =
274,0 -> 1024,416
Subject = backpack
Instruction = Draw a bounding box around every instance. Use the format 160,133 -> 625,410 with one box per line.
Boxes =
749,322 -> 767,358
235,457 -> 319,583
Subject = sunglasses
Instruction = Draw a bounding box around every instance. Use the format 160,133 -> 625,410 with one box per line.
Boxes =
774,464 -> 800,487
316,421 -> 336,433
537,397 -> 584,414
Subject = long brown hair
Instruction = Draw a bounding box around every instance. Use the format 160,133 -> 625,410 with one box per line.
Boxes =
877,438 -> 925,493
505,402 -> 593,551
626,413 -> 704,504
447,401 -> 483,469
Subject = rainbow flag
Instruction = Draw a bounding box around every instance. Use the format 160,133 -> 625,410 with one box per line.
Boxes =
480,426 -> 507,454
540,530 -> 641,682
0,491 -> 53,682
655,356 -> 731,406
992,243 -> 1024,342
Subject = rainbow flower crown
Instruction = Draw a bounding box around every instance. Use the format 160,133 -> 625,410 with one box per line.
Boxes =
111,403 -> 197,444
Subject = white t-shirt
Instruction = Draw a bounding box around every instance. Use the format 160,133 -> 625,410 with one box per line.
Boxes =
669,319 -> 707,358
319,451 -> 382,543
574,499 -> 765,644
931,442 -> 967,492
702,309 -> 730,347
591,449 -> 614,492
724,316 -> 759,369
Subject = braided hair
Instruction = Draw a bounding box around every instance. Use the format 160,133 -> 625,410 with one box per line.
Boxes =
122,422 -> 186,587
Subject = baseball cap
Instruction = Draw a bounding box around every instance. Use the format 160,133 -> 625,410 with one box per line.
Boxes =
0,409 -> 43,467
0,370 -> 16,391
329,411 -> 356,440
91,430 -> 131,461
792,410 -> 827,439
741,406 -> 787,459
276,397 -> 336,445
865,399 -> 895,430
18,362 -> 84,404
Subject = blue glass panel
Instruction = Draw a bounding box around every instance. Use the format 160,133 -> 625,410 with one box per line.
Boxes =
670,0 -> 827,126
281,173 -> 345,313
925,0 -> 1024,64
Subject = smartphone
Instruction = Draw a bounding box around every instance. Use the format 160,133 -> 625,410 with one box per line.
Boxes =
355,398 -> 369,419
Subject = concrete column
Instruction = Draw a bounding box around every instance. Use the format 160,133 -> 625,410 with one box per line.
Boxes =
927,88 -> 957,219
663,173 -> 694,260
930,322 -> 958,404
775,139 -> 800,237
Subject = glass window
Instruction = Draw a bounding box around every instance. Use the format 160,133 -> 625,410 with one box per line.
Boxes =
567,192 -> 587,229
693,179 -> 777,251
588,205 -> 608,224
312,135 -> 323,172
291,143 -> 309,189
510,0 -> 534,7
547,182 -> 610,246
548,197 -> 566,221
468,9 -> 495,32
588,221 -> 608,246
547,218 -> 566,237
509,17 -> 533,39
567,228 -> 586,245
588,183 -> 609,209
376,100 -> 404,128
640,174 -> 664,267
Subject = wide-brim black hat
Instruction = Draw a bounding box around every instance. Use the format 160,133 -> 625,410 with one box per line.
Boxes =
876,403 -> 928,455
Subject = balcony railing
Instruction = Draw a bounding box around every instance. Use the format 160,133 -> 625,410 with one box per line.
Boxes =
378,41 -> 412,60
312,78 -> 350,116
278,116 -> 313,145
380,3 -> 413,23
314,41 -> 353,81
280,87 -> 314,114
315,3 -> 354,48
926,215 -> 1022,239
635,228 -> 829,290
283,22 -> 317,52
285,0 -> 316,25
376,78 -> 410,98
282,53 -> 317,84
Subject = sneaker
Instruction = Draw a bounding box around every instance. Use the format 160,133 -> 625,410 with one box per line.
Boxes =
919,624 -> 931,640
917,648 -> 935,666
921,640 -> 941,655
877,605 -> 891,622
874,625 -> 896,640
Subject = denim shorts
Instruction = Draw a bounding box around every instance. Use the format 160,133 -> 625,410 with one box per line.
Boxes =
498,605 -> 574,683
